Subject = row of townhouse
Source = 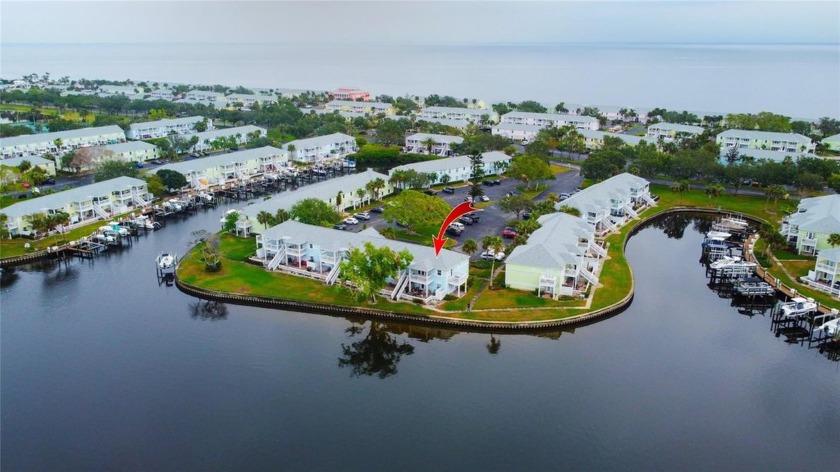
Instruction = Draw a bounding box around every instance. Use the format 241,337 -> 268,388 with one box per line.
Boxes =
1,176 -> 151,237
389,151 -> 512,185
716,129 -> 815,154
239,169 -> 393,234
283,132 -> 358,163
645,122 -> 705,144
187,125 -> 267,152
1,156 -> 57,176
578,130 -> 645,150
255,220 -> 470,302
718,147 -> 815,164
97,141 -> 159,164
781,194 -> 840,256
325,100 -> 395,116
126,116 -> 211,140
0,125 -> 126,159
417,106 -> 497,125
403,133 -> 464,156
151,146 -> 289,190
303,108 -> 370,122
505,212 -> 605,299
226,93 -> 277,109
556,173 -> 655,236
413,116 -> 472,129
801,248 -> 840,299
500,111 -> 599,130
490,123 -> 543,142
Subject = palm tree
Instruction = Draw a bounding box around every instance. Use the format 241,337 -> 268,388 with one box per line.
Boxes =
274,209 -> 290,224
421,137 -> 437,155
53,138 -> 63,154
828,233 -> 840,248
670,180 -> 690,204
388,170 -> 406,190
372,177 -> 386,200
481,235 -> 504,288
356,188 -> 366,207
764,184 -> 786,209
461,238 -> 478,257
705,183 -> 724,200
440,174 -> 451,186
256,210 -> 275,228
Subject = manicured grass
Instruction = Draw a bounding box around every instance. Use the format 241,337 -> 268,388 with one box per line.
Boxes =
0,218 -> 123,258
439,280 -> 482,311
773,249 -> 814,261
652,183 -> 792,224
473,286 -> 586,310
219,234 -> 258,261
550,164 -> 572,174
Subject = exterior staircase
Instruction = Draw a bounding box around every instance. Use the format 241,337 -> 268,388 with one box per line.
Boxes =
579,266 -> 599,286
326,263 -> 342,285
391,271 -> 409,300
267,247 -> 286,271
92,202 -> 110,219
642,194 -> 657,206
624,204 -> 639,219
131,190 -> 150,207
589,241 -> 607,258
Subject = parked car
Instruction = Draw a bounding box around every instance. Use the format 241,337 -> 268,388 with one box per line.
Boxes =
482,180 -> 494,186
506,190 -> 520,197
464,196 -> 473,202
354,212 -> 371,220
522,211 -> 532,220
134,161 -> 144,169
446,225 -> 463,236
371,206 -> 385,213
467,213 -> 481,223
479,195 -> 490,202
43,178 -> 56,185
492,179 -> 501,185
458,216 -> 474,225
423,189 -> 437,196
443,187 -> 455,194
449,222 -> 465,232
502,226 -> 518,238
480,249 -> 505,261
560,193 -> 571,200
343,217 -> 359,225
333,223 -> 348,230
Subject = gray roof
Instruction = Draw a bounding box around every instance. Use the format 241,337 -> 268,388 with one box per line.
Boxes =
502,111 -> 598,123
506,212 -> 592,269
241,168 -> 388,219
390,151 -> 510,175
102,141 -> 158,154
226,93 -> 276,103
821,133 -> 840,143
718,148 -> 814,162
284,132 -> 355,150
717,129 -> 812,144
492,122 -> 546,132
151,146 -> 286,175
579,129 -> 644,146
647,122 -> 705,134
817,247 -> 840,261
186,125 -> 266,141
405,133 -> 464,144
557,173 -> 649,214
261,220 -> 468,273
788,194 -> 840,234
128,116 -> 204,132
0,125 -> 125,148
1,176 -> 147,218
421,106 -> 491,117
414,117 -> 470,128
304,109 -> 368,119
1,156 -> 53,167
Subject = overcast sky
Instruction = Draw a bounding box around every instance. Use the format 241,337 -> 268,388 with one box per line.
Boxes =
2,1 -> 838,44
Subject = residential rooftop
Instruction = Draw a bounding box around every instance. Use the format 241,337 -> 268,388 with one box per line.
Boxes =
1,176 -> 147,219
187,125 -> 266,141
647,122 -> 705,133
405,133 -> 464,144
128,116 -> 204,132
0,125 -> 125,148
503,111 -> 598,123
101,141 -> 158,153
151,146 -> 286,175
579,129 -> 645,146
390,151 -> 510,175
283,132 -> 356,150
506,212 -> 592,269
717,129 -> 812,143
787,194 -> 840,234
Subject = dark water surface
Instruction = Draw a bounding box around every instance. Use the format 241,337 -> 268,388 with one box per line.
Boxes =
2,209 -> 838,471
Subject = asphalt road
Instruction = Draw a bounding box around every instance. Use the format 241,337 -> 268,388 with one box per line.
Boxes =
340,165 -> 584,259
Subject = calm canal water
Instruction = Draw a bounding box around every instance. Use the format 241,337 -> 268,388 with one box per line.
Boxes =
2,208 -> 838,471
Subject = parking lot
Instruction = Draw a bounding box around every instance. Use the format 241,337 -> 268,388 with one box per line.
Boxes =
338,165 -> 584,259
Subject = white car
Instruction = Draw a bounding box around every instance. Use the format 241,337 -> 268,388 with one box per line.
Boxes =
479,195 -> 490,202
343,217 -> 359,225
354,212 -> 371,220
480,249 -> 505,261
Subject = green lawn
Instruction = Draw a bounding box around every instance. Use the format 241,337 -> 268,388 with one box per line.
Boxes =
473,286 -> 586,310
0,218 -> 122,258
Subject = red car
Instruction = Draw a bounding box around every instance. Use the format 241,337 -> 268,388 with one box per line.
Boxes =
502,226 -> 518,238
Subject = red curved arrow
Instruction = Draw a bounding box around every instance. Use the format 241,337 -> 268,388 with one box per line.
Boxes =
433,201 -> 482,256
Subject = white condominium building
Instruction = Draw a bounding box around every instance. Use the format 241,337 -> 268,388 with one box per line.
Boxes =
126,116 -> 211,140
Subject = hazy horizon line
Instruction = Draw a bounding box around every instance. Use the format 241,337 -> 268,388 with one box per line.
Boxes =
3,40 -> 838,46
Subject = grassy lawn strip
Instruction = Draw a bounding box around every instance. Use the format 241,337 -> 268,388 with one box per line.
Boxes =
550,164 -> 572,174
0,217 -> 129,258
473,286 -> 586,310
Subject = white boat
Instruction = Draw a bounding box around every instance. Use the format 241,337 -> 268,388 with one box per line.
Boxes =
706,231 -> 732,241
815,317 -> 840,337
107,222 -> 129,236
779,297 -> 818,319
721,215 -> 749,227
734,277 -> 775,296
157,252 -> 175,270
708,256 -> 742,269
133,215 -> 156,230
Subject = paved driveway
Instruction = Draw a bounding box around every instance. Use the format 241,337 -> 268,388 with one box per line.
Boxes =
342,166 -> 583,258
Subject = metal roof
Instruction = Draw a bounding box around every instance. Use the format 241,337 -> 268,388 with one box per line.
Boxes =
187,125 -> 266,141
102,141 -> 158,153
717,129 -> 812,143
390,151 -> 510,175
128,116 -> 204,131
557,173 -> 649,214
506,212 -> 593,268
0,125 -> 125,148
327,100 -> 393,109
151,146 -> 286,175
502,111 -> 598,123
1,176 -> 147,218
261,219 -> 468,273
240,168 -> 388,219
578,129 -> 645,146
647,122 -> 705,134
284,132 -> 355,150
788,194 -> 840,234
405,133 -> 464,144
1,156 -> 54,167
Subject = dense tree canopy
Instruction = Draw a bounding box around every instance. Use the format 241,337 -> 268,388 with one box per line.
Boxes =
290,198 -> 342,227
382,190 -> 451,233
339,242 -> 413,303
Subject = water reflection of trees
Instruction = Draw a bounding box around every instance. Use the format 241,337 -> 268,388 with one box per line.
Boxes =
649,214 -> 694,239
338,320 -> 416,379
189,300 -> 228,321
0,267 -> 19,287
